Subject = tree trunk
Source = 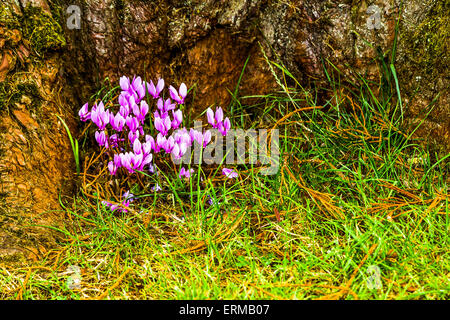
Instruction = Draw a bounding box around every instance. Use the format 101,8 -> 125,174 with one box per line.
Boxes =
0,0 -> 75,263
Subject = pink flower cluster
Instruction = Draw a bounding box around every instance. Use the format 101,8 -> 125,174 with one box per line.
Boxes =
78,75 -> 233,180
79,75 -> 241,213
207,107 -> 231,136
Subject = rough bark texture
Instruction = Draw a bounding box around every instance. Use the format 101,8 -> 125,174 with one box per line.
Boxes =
0,0 -> 448,262
63,0 -> 448,150
0,0 -> 75,263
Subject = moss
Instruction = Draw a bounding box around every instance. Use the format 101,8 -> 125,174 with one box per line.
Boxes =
405,0 -> 449,76
0,77 -> 42,112
0,4 -> 20,30
22,5 -> 66,56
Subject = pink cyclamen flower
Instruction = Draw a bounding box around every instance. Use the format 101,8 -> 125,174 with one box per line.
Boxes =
109,134 -> 123,148
179,167 -> 194,179
128,130 -> 140,144
189,128 -> 200,144
154,117 -> 164,135
108,160 -> 118,175
172,109 -> 182,129
111,113 -> 125,131
155,133 -> 166,153
78,103 -> 91,121
141,152 -> 153,169
133,139 -> 142,155
119,104 -> 130,118
154,116 -> 172,136
206,108 -> 214,127
91,102 -> 109,130
222,168 -> 238,179
120,152 -> 144,173
118,92 -> 129,108
147,78 -> 164,99
161,136 -> 175,153
218,117 -> 231,136
131,76 -> 145,100
156,98 -> 176,118
223,117 -> 231,133
126,116 -> 139,132
215,107 -> 223,124
173,129 -> 191,147
171,142 -> 187,159
122,191 -> 135,204
169,83 -> 187,104
206,106 -> 225,129
145,135 -> 156,152
120,76 -> 130,91
138,101 -> 149,122
202,130 -> 212,147
95,130 -> 108,148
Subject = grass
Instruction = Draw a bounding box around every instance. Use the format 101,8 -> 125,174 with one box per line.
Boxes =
0,55 -> 449,300
56,115 -> 80,176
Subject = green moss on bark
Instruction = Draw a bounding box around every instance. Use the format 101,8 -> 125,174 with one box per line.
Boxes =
0,78 -> 41,112
22,5 -> 66,55
406,0 -> 449,75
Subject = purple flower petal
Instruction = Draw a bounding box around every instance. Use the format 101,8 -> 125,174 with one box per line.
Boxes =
222,167 -> 238,179
120,76 -> 130,91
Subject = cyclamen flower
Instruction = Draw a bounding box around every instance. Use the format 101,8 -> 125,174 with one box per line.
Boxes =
128,130 -> 140,144
206,107 -> 231,136
120,76 -> 130,91
218,117 -> 231,136
108,160 -> 118,175
222,168 -> 238,179
111,113 -> 126,131
147,78 -> 164,99
91,102 -> 109,130
169,83 -> 187,104
95,130 -> 108,148
202,130 -> 212,147
102,191 -> 134,213
173,129 -> 191,147
126,116 -> 139,132
154,116 -> 172,136
120,152 -> 143,173
133,139 -> 142,155
207,107 -> 223,128
189,128 -> 200,143
133,77 -> 146,100
102,201 -> 120,213
122,191 -> 135,206
145,135 -> 156,152
161,136 -> 175,153
171,142 -> 187,159
109,134 -> 124,148
137,101 -> 149,123
172,109 -> 182,129
190,129 -> 211,147
154,133 -> 166,153
119,104 -> 130,118
156,98 -> 176,118
78,103 -> 91,121
179,167 -> 194,179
